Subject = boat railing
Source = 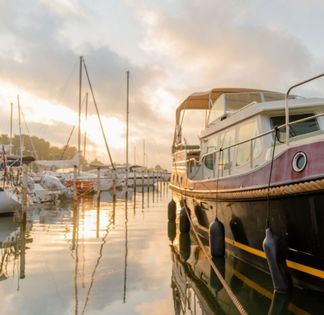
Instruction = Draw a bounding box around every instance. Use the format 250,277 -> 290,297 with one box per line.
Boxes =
197,112 -> 324,178
285,73 -> 324,145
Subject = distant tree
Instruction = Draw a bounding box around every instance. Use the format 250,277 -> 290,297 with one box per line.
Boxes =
154,164 -> 163,171
89,158 -> 104,166
0,133 -> 78,161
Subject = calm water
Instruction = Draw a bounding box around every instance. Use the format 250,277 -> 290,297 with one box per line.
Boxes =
0,184 -> 323,315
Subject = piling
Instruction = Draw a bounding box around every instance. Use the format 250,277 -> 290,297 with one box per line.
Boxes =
152,171 -> 155,203
19,165 -> 27,279
141,171 -> 144,209
133,170 -> 137,193
159,172 -> 162,197
73,165 -> 78,202
112,172 -> 116,203
133,170 -> 136,214
96,167 -> 101,197
112,195 -> 116,225
96,192 -> 100,239
146,171 -> 149,207
19,216 -> 26,279
21,164 -> 28,219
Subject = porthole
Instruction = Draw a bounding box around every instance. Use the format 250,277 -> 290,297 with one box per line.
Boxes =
292,152 -> 307,172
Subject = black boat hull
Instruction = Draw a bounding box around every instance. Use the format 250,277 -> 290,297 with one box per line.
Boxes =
172,189 -> 324,292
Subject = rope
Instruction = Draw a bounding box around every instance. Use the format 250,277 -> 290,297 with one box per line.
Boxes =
82,58 -> 115,170
182,203 -> 248,315
60,125 -> 75,160
171,175 -> 324,201
266,127 -> 278,228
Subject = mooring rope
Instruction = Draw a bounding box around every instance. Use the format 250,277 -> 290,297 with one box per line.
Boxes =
266,127 -> 279,228
182,203 -> 248,315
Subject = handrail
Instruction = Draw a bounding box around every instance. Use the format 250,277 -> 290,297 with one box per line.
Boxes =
198,112 -> 324,163
285,73 -> 324,145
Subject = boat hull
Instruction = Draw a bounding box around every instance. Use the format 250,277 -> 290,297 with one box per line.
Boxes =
171,184 -> 324,292
0,190 -> 21,215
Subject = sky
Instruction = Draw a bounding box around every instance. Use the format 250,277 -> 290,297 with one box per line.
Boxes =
1,0 -> 324,169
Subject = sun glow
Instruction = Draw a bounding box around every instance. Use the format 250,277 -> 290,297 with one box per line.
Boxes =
82,114 -> 125,150
0,80 -> 125,155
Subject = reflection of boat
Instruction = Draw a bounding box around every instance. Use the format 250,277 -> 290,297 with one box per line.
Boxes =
0,216 -> 31,281
170,85 -> 324,291
99,189 -> 133,202
0,216 -> 19,247
170,231 -> 324,315
0,188 -> 20,215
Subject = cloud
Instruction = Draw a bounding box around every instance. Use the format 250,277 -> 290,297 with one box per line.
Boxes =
1,0 -> 323,168
38,0 -> 85,17
0,0 -> 171,166
139,0 -> 314,92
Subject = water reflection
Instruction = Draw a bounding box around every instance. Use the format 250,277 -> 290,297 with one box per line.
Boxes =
0,181 -> 172,314
0,215 -> 32,284
170,229 -> 324,315
3,181 -> 322,315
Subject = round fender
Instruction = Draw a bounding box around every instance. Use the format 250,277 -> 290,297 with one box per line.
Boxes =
209,218 -> 225,257
168,200 -> 176,221
179,207 -> 190,233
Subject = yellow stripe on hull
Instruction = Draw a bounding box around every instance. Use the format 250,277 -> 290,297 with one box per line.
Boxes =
225,237 -> 324,279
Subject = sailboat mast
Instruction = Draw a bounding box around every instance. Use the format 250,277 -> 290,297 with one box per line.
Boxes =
78,56 -> 83,174
17,95 -> 23,166
83,92 -> 88,162
9,102 -> 13,155
126,71 -> 130,190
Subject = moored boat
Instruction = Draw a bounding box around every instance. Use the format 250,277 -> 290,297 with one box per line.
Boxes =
170,80 -> 324,292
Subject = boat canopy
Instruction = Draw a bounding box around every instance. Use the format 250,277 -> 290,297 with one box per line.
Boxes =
172,88 -> 270,150
175,88 -> 269,126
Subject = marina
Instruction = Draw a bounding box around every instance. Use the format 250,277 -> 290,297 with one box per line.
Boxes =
2,2 -> 324,314
0,186 -> 323,314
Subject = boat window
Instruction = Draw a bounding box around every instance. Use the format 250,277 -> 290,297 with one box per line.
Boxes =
225,93 -> 262,113
263,92 -> 298,102
207,95 -> 225,124
270,114 -> 319,139
219,128 -> 235,171
236,118 -> 262,167
263,92 -> 286,101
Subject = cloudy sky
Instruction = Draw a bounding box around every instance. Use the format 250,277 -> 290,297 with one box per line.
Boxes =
1,0 -> 324,169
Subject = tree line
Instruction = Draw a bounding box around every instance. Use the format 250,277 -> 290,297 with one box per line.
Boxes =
0,134 -> 77,160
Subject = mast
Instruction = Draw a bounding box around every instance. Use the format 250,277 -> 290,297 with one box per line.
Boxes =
126,71 -> 130,191
17,95 -> 23,166
9,102 -> 13,155
78,56 -> 83,174
82,58 -> 115,170
83,92 -> 88,162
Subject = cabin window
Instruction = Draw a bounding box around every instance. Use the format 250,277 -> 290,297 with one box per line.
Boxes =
225,92 -> 262,112
208,95 -> 226,124
236,119 -> 262,166
270,114 -> 319,139
219,128 -> 235,171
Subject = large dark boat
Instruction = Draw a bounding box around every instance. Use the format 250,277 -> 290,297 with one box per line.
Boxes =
169,79 -> 324,292
169,226 -> 324,314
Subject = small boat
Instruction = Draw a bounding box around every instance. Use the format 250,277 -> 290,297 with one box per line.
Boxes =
170,78 -> 324,292
27,175 -> 68,204
0,188 -> 21,215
